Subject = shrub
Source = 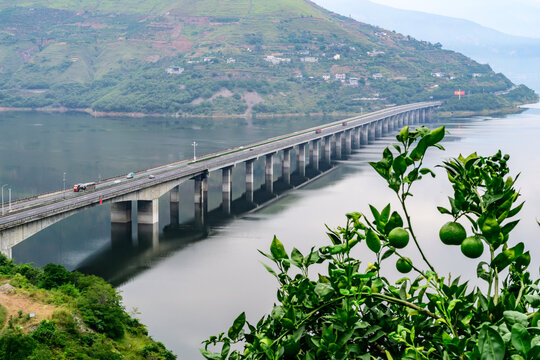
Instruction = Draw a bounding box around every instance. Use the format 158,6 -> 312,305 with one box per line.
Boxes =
201,126 -> 540,359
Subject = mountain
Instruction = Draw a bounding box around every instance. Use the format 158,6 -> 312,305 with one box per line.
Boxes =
0,0 -> 535,116
312,0 -> 540,92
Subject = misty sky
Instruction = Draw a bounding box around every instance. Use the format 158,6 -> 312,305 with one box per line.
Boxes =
314,0 -> 540,38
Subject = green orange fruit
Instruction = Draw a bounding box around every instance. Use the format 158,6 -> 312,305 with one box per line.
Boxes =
396,257 -> 413,273
388,227 -> 409,248
461,236 -> 484,258
439,222 -> 467,246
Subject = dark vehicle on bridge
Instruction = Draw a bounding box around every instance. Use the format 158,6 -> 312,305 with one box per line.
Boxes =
316,128 -> 322,133
73,182 -> 96,192
342,121 -> 348,126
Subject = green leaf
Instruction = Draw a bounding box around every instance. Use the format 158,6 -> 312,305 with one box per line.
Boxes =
314,282 -> 334,298
221,341 -> 231,358
200,349 -> 223,360
508,202 -> 525,218
524,294 -> 540,307
381,147 -> 394,169
384,211 -> 404,234
369,161 -> 390,180
511,323 -> 531,355
503,311 -> 529,327
478,326 -> 505,360
426,126 -> 445,146
327,231 -> 342,245
501,220 -> 520,235
366,229 -> 381,253
393,155 -> 408,176
270,236 -> 288,261
271,306 -> 285,321
290,248 -> 304,267
397,126 -> 409,143
260,262 -> 277,277
437,206 -> 452,215
419,168 -> 436,177
369,205 -> 381,224
410,137 -> 428,161
491,243 -> 524,271
227,312 -> 246,340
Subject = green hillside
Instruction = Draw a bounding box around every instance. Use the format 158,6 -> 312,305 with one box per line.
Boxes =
0,0 -> 535,116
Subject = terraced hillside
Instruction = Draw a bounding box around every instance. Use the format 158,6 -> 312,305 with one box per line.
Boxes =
0,0 -> 535,116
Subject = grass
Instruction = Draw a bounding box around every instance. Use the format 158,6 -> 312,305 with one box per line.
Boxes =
0,303 -> 7,330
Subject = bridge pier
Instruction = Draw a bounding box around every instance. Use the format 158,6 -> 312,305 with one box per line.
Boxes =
361,125 -> 369,145
392,115 -> 398,130
297,144 -> 306,177
310,140 -> 320,170
265,153 -> 274,192
111,201 -> 132,224
334,133 -> 342,159
194,174 -> 208,227
282,148 -> 291,185
137,199 -> 159,225
170,186 -> 180,225
245,160 -> 254,202
383,117 -> 390,134
323,136 -> 332,163
344,130 -> 352,155
222,166 -> 233,214
375,120 -> 382,138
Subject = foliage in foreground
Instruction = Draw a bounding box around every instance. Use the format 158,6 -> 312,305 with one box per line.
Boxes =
202,125 -> 540,359
0,259 -> 176,360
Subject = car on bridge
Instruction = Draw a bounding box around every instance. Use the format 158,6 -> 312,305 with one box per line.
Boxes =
342,121 -> 348,126
316,128 -> 322,134
126,172 -> 134,179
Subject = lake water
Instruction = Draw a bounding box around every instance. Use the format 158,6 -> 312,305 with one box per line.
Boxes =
2,105 -> 540,359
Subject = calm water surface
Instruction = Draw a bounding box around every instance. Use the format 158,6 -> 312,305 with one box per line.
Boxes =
2,106 -> 540,359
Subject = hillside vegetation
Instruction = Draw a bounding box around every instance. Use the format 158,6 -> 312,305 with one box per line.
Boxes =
0,255 -> 176,359
0,0 -> 535,116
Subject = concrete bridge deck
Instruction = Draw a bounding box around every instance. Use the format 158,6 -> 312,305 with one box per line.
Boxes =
0,101 -> 441,258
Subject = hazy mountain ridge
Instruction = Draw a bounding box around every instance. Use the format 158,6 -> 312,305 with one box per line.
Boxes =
0,0 -> 533,116
314,0 -> 540,90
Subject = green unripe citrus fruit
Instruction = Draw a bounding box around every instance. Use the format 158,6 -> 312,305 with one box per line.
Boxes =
396,257 -> 413,273
388,227 -> 409,248
439,221 -> 467,246
460,236 -> 484,258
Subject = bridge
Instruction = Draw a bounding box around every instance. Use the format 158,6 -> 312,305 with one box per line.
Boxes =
0,101 -> 441,259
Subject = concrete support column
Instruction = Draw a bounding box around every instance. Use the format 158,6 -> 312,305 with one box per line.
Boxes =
383,118 -> 389,134
361,124 -> 369,145
222,166 -> 233,214
323,136 -> 332,163
311,140 -> 320,170
335,133 -> 342,159
265,153 -> 274,193
297,143 -> 306,177
194,174 -> 208,227
399,113 -> 404,128
170,186 -> 180,225
392,116 -> 398,130
344,130 -> 352,155
353,127 -> 361,148
415,110 -> 420,124
111,201 -> 132,224
368,123 -> 376,142
421,109 -> 426,123
375,120 -> 382,138
245,160 -> 254,202
137,199 -> 159,225
282,148 -> 291,185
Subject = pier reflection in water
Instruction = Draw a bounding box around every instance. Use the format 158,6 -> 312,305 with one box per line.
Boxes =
76,156 -> 338,286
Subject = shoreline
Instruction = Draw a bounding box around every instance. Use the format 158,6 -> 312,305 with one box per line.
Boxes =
0,104 -> 530,120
